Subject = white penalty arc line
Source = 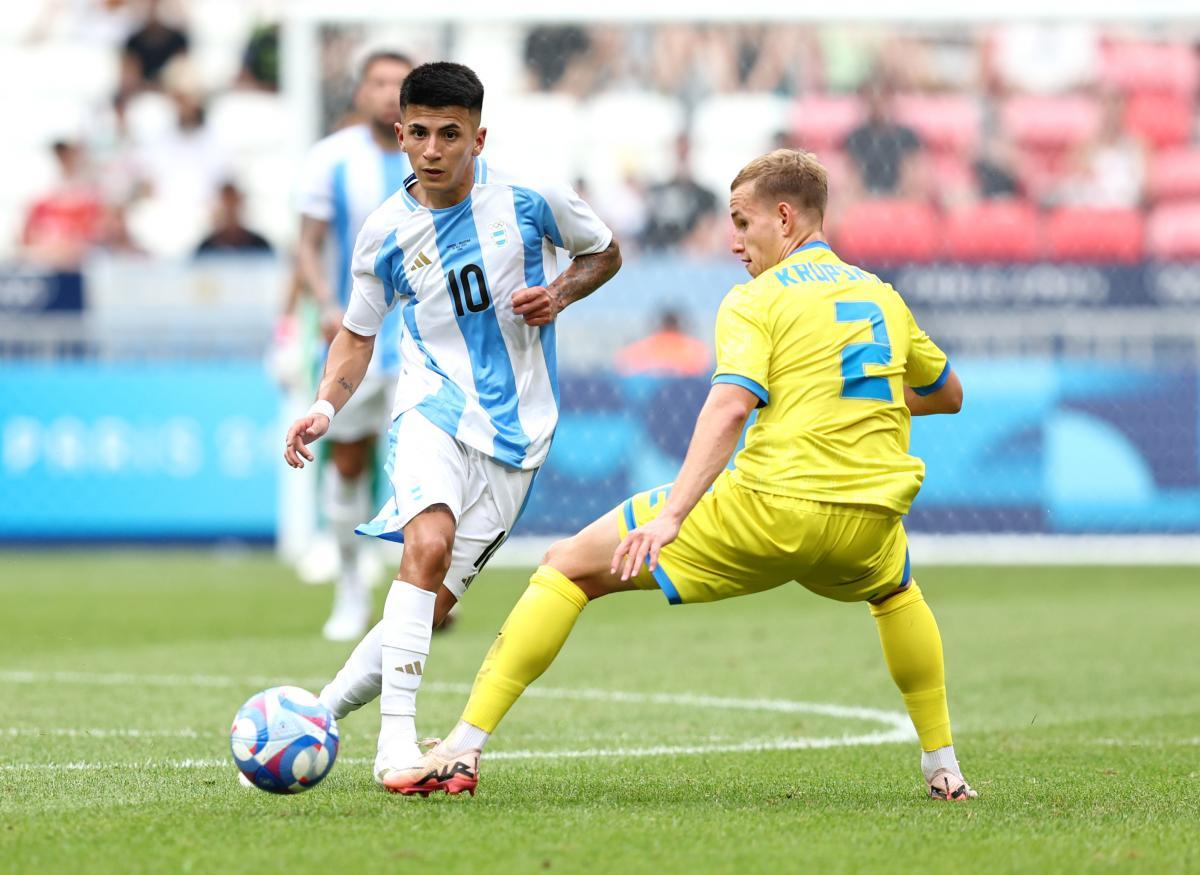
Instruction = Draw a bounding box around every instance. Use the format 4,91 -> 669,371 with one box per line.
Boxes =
0,669 -> 915,770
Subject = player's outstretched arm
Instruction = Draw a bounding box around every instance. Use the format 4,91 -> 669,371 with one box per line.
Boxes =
904,369 -> 963,416
283,326 -> 375,468
613,383 -> 757,580
511,239 -> 622,326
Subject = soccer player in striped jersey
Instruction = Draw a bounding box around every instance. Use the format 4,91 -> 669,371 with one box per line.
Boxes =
396,150 -> 976,802
293,50 -> 414,642
283,62 -> 621,785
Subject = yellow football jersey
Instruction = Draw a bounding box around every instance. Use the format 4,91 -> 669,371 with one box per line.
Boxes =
713,240 -> 949,515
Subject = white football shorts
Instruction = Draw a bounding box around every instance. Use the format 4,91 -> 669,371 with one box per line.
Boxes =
325,374 -> 394,443
355,409 -> 537,599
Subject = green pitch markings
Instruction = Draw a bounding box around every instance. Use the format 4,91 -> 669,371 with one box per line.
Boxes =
2,552 -> 1199,874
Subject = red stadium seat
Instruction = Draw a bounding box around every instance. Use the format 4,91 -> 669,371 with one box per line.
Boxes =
1002,95 -> 1102,149
790,95 -> 864,154
834,200 -> 941,264
1101,41 -> 1199,95
894,94 -> 981,154
1148,148 -> 1200,202
1147,201 -> 1200,259
1124,92 -> 1194,150
945,201 -> 1041,262
1045,207 -> 1144,263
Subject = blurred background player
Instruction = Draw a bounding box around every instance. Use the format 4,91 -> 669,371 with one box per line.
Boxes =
284,61 -> 621,786
292,49 -> 414,641
391,150 -> 972,802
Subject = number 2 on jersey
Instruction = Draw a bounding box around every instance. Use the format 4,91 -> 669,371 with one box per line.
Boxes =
834,301 -> 893,402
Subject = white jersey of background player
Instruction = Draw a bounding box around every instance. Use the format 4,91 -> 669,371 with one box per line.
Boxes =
284,61 -> 622,784
293,52 -> 413,642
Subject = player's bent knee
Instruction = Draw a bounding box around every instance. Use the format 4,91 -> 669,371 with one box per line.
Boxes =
402,530 -> 454,580
540,538 -> 573,571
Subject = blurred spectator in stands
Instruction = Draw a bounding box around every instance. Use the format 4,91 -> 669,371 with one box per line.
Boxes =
973,138 -> 1022,200
126,88 -> 231,255
585,172 -> 647,253
990,23 -> 1099,95
195,182 -> 272,256
1054,91 -> 1145,208
121,0 -> 189,91
843,77 -> 925,199
20,140 -> 108,270
641,135 -> 721,251
238,23 -> 280,92
524,25 -> 592,93
615,310 -> 712,378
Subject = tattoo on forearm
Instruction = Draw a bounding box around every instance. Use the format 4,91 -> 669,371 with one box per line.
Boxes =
337,377 -> 354,394
551,241 -> 621,310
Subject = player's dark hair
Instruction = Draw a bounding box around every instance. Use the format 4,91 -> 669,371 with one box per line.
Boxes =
359,50 -> 413,82
399,62 -> 484,115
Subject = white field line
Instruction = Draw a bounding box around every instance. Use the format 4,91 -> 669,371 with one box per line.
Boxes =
1093,737 -> 1200,747
0,669 -> 914,771
2,727 -> 200,739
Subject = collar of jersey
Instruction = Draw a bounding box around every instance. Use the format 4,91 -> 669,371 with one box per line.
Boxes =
786,240 -> 831,258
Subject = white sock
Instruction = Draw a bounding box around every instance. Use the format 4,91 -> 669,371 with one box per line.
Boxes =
444,720 -> 490,755
379,580 -> 436,758
921,744 -> 960,782
318,621 -> 383,719
323,468 -> 371,601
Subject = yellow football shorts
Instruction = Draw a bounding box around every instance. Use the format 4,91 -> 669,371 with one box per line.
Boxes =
616,470 -> 911,605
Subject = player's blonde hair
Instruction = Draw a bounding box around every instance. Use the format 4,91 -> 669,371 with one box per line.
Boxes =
730,149 -> 828,224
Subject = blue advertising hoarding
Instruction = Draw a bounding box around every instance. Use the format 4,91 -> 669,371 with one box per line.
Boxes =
0,362 -> 281,541
2,358 -> 1197,541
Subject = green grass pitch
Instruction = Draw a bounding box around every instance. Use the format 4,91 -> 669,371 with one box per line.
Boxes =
2,551 -> 1198,873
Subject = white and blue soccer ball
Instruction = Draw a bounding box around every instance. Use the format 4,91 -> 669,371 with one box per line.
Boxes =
230,686 -> 339,794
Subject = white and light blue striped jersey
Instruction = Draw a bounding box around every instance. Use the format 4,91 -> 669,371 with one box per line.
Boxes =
343,159 -> 613,470
296,123 -> 411,375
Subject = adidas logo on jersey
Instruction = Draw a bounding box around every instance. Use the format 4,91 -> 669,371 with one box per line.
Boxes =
409,251 -> 432,272
395,660 -> 423,676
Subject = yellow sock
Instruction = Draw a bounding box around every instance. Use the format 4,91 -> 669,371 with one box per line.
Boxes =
869,582 -> 953,751
461,565 -> 589,733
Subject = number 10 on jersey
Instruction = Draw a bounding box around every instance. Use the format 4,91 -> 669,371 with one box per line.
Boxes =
448,264 -> 492,317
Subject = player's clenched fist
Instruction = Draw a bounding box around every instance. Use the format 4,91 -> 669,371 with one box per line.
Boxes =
511,286 -> 561,326
283,413 -> 330,468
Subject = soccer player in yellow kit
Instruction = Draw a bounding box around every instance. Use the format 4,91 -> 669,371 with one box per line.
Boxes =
383,149 -> 974,802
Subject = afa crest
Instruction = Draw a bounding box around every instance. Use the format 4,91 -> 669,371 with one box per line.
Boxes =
490,221 -> 509,248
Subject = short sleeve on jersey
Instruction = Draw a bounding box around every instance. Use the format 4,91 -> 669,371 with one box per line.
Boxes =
904,308 -> 951,395
514,182 -> 613,257
712,288 -> 771,407
342,219 -> 399,336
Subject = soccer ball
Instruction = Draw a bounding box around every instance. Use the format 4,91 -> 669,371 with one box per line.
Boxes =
230,685 -> 339,793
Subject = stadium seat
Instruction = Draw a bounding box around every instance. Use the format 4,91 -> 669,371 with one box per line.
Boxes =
945,201 -> 1041,262
482,93 -> 581,186
207,91 -> 289,158
789,94 -> 863,154
834,200 -> 942,264
1148,148 -> 1200,202
1045,207 -> 1144,263
1001,95 -> 1102,149
1146,201 -> 1200,260
1123,92 -> 1193,150
578,91 -> 684,188
125,92 -> 178,146
894,94 -> 981,154
691,92 -> 791,197
1101,41 -> 1199,95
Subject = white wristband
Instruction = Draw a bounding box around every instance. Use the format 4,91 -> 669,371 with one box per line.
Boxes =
307,399 -> 335,422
